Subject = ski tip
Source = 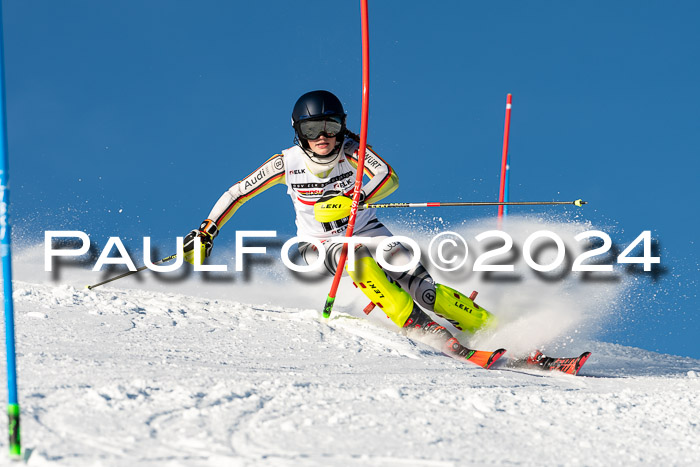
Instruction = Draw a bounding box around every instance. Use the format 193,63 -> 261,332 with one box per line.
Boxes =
466,348 -> 507,369
573,352 -> 592,375
485,348 -> 507,369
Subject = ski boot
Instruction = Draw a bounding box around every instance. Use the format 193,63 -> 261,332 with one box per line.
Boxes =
347,256 -> 506,369
525,350 -> 591,375
402,303 -> 505,369
346,255 -> 414,327
433,284 -> 498,334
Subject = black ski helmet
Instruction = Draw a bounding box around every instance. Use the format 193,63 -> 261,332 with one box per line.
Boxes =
291,90 -> 346,147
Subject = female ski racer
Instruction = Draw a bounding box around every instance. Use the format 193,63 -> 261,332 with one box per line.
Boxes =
182,90 -> 502,367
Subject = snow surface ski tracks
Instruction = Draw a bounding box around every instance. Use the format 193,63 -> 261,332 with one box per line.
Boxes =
5,281 -> 700,465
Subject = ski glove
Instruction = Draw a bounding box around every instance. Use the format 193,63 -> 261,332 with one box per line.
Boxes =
313,191 -> 366,223
183,219 -> 219,265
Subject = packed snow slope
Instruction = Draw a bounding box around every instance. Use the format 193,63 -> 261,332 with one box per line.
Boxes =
3,281 -> 700,467
2,217 -> 699,466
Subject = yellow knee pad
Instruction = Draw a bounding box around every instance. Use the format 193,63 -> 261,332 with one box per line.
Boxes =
346,256 -> 414,327
434,284 -> 497,334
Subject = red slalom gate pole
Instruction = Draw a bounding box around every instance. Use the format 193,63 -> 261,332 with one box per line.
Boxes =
497,94 -> 512,226
323,0 -> 370,318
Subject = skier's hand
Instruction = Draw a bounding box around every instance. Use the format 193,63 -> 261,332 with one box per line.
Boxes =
314,191 -> 365,223
183,219 -> 219,265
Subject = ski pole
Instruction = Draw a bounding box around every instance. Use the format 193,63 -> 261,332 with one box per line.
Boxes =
360,199 -> 587,209
85,254 -> 177,290
322,0 -> 370,319
315,199 -> 587,227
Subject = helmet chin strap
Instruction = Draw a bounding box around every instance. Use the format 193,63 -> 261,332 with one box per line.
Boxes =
304,148 -> 340,177
296,137 -> 344,177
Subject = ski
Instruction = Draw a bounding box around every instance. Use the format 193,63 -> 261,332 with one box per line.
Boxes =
512,350 -> 592,375
467,347 -> 507,369
445,338 -> 506,369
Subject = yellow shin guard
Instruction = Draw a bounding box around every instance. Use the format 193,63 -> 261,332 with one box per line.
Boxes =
346,256 -> 414,327
433,284 -> 497,334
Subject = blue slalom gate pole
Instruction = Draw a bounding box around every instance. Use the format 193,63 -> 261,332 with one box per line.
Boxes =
0,3 -> 21,460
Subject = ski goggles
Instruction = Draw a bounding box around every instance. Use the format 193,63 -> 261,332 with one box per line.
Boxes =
297,117 -> 343,140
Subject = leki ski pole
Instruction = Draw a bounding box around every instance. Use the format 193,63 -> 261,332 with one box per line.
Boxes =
87,198 -> 586,291
86,254 -> 177,290
315,198 -> 587,222
361,199 -> 587,209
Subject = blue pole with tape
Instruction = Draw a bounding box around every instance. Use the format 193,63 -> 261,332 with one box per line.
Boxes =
0,3 -> 21,459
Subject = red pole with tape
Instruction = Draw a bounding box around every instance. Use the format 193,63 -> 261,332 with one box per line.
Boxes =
323,0 -> 370,318
497,94 -> 512,223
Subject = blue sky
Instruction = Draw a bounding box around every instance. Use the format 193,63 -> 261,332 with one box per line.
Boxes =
2,1 -> 699,357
